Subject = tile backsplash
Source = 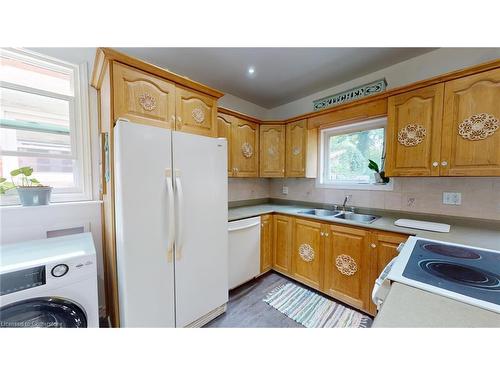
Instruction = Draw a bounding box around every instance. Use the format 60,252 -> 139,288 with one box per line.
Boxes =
228,178 -> 270,202
228,177 -> 500,220
269,177 -> 500,220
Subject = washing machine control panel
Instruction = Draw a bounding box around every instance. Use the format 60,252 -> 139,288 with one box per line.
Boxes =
0,266 -> 46,296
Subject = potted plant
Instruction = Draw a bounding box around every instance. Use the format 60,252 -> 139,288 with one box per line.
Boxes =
0,166 -> 52,206
368,159 -> 389,184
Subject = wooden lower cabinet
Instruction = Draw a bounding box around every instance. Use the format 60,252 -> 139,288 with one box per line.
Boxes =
263,213 -> 409,315
260,215 -> 273,273
323,224 -> 371,312
291,219 -> 325,290
368,231 -> 408,315
272,215 -> 293,275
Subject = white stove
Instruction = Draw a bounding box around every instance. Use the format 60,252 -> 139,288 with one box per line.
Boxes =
384,236 -> 500,314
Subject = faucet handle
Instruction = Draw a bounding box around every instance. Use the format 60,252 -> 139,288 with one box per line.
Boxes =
333,204 -> 339,211
348,206 -> 356,213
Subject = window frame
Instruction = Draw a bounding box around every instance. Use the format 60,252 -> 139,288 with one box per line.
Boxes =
316,117 -> 393,191
0,48 -> 92,205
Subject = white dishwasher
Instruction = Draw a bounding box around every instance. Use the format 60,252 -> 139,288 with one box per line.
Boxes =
228,216 -> 261,289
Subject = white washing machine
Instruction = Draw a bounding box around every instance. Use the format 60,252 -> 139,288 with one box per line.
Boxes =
0,233 -> 99,328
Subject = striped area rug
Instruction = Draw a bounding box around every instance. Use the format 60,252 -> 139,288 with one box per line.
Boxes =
263,283 -> 372,328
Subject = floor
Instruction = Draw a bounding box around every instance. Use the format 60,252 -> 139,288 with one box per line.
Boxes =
205,271 -> 303,328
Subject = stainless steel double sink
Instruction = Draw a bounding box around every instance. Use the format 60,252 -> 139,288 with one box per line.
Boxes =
297,208 -> 380,223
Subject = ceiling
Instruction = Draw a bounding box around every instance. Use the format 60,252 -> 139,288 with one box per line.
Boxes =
29,47 -> 436,109
117,48 -> 436,108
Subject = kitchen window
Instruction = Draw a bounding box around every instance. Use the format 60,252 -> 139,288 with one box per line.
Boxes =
317,117 -> 392,190
0,48 -> 91,204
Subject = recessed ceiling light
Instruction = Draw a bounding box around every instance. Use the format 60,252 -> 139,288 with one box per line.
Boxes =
247,66 -> 255,75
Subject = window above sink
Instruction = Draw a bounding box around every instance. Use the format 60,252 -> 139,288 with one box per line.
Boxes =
317,117 -> 393,191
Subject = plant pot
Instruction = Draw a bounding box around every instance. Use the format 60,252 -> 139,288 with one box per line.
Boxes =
373,172 -> 384,183
16,186 -> 52,206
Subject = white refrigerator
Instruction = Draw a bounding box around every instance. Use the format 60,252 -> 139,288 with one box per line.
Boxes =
113,120 -> 228,327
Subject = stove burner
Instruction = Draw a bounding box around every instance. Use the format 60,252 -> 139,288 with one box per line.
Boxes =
419,260 -> 500,290
422,243 -> 481,260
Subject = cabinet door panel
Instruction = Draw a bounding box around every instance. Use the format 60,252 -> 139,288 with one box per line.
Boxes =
442,68 -> 500,176
260,215 -> 273,273
273,215 -> 292,275
231,120 -> 259,177
291,219 -> 323,290
260,124 -> 285,177
113,62 -> 175,128
324,225 -> 370,312
175,87 -> 217,137
217,113 -> 234,176
368,231 -> 408,315
286,120 -> 307,177
385,84 -> 444,176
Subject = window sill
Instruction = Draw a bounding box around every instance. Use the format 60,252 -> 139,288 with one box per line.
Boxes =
0,200 -> 102,211
315,180 -> 394,191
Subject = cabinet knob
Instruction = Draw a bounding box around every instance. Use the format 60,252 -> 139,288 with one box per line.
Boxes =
441,161 -> 448,166
371,243 -> 376,248
324,232 -> 329,237
177,116 -> 182,124
171,115 -> 176,123
432,161 -> 439,167
320,232 -> 324,237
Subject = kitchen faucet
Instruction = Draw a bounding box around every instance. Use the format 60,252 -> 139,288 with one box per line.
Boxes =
341,195 -> 349,212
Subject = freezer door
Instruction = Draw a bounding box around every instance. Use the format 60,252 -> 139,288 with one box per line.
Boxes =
172,131 -> 228,327
114,121 -> 175,327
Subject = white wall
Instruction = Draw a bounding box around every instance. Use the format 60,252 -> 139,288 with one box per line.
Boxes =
265,48 -> 500,119
218,93 -> 268,119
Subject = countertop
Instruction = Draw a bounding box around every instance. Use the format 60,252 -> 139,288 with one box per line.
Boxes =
228,201 -> 500,327
372,283 -> 500,327
228,202 -> 500,251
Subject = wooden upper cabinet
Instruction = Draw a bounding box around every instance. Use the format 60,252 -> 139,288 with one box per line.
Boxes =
323,224 -> 371,312
217,113 -> 234,176
175,87 -> 217,137
260,214 -> 273,273
273,214 -> 292,275
368,231 -> 408,315
385,84 -> 444,176
441,68 -> 500,176
260,124 -> 285,177
113,62 -> 176,128
231,119 -> 259,177
285,119 -> 317,178
291,219 -> 324,290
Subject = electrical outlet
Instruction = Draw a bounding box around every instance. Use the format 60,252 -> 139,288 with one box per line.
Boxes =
407,197 -> 416,208
443,192 -> 462,205
282,186 -> 288,195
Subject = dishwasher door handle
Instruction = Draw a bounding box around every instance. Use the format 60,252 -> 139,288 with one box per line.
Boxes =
228,222 -> 261,232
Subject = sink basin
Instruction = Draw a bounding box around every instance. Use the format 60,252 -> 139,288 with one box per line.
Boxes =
298,208 -> 341,217
335,212 -> 380,223
297,208 -> 380,223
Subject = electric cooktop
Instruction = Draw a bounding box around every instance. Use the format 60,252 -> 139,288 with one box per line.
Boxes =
387,236 -> 500,313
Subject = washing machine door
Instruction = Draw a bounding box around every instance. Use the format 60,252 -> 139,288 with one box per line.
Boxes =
0,297 -> 87,328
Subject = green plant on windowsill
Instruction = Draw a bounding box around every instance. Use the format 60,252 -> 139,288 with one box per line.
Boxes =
368,159 -> 390,184
0,166 -> 52,206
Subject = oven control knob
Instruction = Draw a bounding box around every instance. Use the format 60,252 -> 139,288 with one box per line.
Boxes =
51,264 -> 69,277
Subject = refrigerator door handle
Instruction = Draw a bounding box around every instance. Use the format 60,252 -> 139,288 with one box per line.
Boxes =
174,169 -> 184,261
165,169 -> 175,262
